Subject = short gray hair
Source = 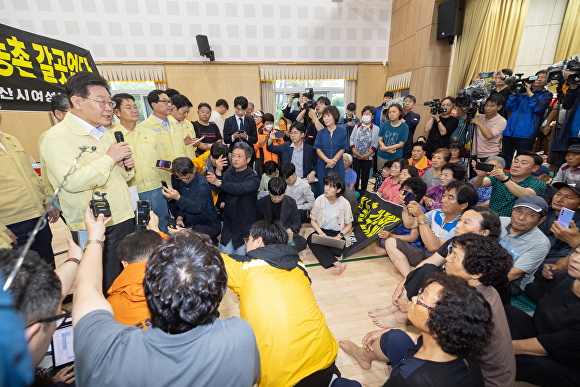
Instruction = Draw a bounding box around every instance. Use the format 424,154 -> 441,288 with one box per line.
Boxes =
233,142 -> 253,158
486,156 -> 506,170
343,153 -> 353,165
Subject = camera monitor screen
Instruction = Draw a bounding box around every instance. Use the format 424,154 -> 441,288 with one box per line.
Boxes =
51,316 -> 75,368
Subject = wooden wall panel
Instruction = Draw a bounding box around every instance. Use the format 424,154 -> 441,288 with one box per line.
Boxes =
0,111 -> 53,161
164,64 -> 262,120
355,64 -> 388,113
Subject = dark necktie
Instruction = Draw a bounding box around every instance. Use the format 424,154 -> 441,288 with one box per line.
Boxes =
239,117 -> 244,132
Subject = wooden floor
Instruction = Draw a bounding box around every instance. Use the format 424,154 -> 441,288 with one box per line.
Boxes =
51,217 -> 401,386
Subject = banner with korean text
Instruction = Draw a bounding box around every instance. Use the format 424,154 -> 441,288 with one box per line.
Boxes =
343,191 -> 403,258
0,23 -> 98,111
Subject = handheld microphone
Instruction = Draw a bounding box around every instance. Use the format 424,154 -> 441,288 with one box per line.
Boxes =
114,131 -> 131,171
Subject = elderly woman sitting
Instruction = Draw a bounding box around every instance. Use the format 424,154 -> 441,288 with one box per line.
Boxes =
423,162 -> 466,210
335,273 -> 494,387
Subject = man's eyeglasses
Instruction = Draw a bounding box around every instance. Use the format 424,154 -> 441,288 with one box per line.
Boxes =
82,97 -> 116,109
230,153 -> 247,160
414,288 -> 435,311
25,310 -> 71,329
177,173 -> 192,182
157,99 -> 173,105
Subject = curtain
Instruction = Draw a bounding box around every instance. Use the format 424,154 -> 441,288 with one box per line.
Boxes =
386,72 -> 412,92
154,82 -> 167,90
344,80 -> 356,105
97,65 -> 166,83
447,0 -> 492,94
261,81 -> 276,116
449,0 -> 530,93
259,66 -> 357,81
554,0 -> 580,62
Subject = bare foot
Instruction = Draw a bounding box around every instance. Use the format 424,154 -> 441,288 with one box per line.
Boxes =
331,261 -> 346,275
368,304 -> 399,318
371,246 -> 385,255
371,310 -> 408,329
339,341 -> 372,370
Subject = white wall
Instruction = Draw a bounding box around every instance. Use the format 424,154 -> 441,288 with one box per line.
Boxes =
0,0 -> 392,63
513,0 -> 568,76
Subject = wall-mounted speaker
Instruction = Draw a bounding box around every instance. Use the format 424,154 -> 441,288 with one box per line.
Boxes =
196,35 -> 215,61
437,0 -> 465,43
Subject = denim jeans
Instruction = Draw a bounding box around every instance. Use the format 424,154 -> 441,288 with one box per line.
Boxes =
220,239 -> 246,255
138,187 -> 169,233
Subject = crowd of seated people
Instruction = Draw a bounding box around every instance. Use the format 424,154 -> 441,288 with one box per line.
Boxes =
2,70 -> 580,387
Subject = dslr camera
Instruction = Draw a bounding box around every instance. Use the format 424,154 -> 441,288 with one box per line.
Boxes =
547,58 -> 580,85
423,99 -> 446,115
505,74 -> 537,93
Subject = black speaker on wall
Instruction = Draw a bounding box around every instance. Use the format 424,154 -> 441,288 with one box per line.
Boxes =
437,0 -> 465,43
196,35 -> 215,61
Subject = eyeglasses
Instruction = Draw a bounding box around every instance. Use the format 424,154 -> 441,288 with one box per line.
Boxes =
414,288 -> 435,311
82,97 -> 116,109
513,208 -> 540,220
230,153 -> 247,160
25,310 -> 71,329
157,99 -> 173,105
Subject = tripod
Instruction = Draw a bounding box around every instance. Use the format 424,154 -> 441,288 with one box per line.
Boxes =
455,106 -> 479,180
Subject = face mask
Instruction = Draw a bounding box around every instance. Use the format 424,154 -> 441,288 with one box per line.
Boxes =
362,115 -> 372,124
264,124 -> 274,131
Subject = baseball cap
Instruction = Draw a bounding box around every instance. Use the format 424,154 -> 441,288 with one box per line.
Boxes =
513,195 -> 548,215
567,144 -> 580,154
552,180 -> 580,197
532,165 -> 550,176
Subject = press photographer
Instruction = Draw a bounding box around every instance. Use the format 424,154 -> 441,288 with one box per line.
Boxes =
548,56 -> 580,168
296,89 -> 330,145
423,97 -> 459,157
281,90 -> 311,122
500,69 -> 552,168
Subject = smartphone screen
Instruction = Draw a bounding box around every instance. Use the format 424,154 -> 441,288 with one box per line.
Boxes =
481,72 -> 494,78
557,207 -> 575,228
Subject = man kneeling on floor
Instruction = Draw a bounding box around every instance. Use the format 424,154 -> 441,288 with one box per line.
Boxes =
72,207 -> 260,387
222,220 -> 339,387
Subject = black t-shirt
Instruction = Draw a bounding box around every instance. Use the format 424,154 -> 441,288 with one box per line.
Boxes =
385,337 -> 484,387
193,121 -> 222,156
271,201 -> 282,222
426,116 -> 458,156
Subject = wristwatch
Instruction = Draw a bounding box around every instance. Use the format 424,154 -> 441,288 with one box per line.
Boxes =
417,220 -> 429,226
216,180 -> 222,187
499,176 -> 510,183
339,232 -> 345,238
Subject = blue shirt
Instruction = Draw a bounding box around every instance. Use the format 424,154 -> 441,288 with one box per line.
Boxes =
290,143 -> 304,178
377,121 -> 409,160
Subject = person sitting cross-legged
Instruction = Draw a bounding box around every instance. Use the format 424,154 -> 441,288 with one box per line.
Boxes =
223,220 -> 340,387
342,235 -> 515,387
384,181 -> 479,278
334,274 -> 493,387
257,177 -> 307,252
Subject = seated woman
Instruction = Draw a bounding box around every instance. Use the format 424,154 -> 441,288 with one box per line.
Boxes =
336,273 -> 493,387
343,153 -> 359,199
307,174 -> 353,275
377,158 -> 409,201
342,235 -> 514,387
372,177 -> 427,255
423,162 -> 466,210
421,148 -> 451,189
469,156 -> 505,206
449,141 -> 468,171
373,160 -> 393,192
407,141 -> 431,178
504,247 -> 580,387
369,207 -> 503,328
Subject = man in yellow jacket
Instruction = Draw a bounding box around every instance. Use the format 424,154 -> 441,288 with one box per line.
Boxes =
1,106 -> 59,266
104,93 -> 169,232
223,220 -> 339,387
138,90 -> 188,161
41,71 -> 135,292
170,94 -> 197,159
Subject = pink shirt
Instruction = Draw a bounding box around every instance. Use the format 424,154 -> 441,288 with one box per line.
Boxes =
378,177 -> 402,202
474,113 -> 507,158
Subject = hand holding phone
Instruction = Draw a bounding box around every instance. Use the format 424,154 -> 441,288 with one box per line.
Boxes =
475,161 -> 495,173
156,160 -> 172,169
557,207 -> 575,228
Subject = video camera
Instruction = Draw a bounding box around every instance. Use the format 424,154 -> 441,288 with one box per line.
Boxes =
423,99 -> 446,115
455,80 -> 494,111
505,74 -> 538,93
547,57 -> 580,85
